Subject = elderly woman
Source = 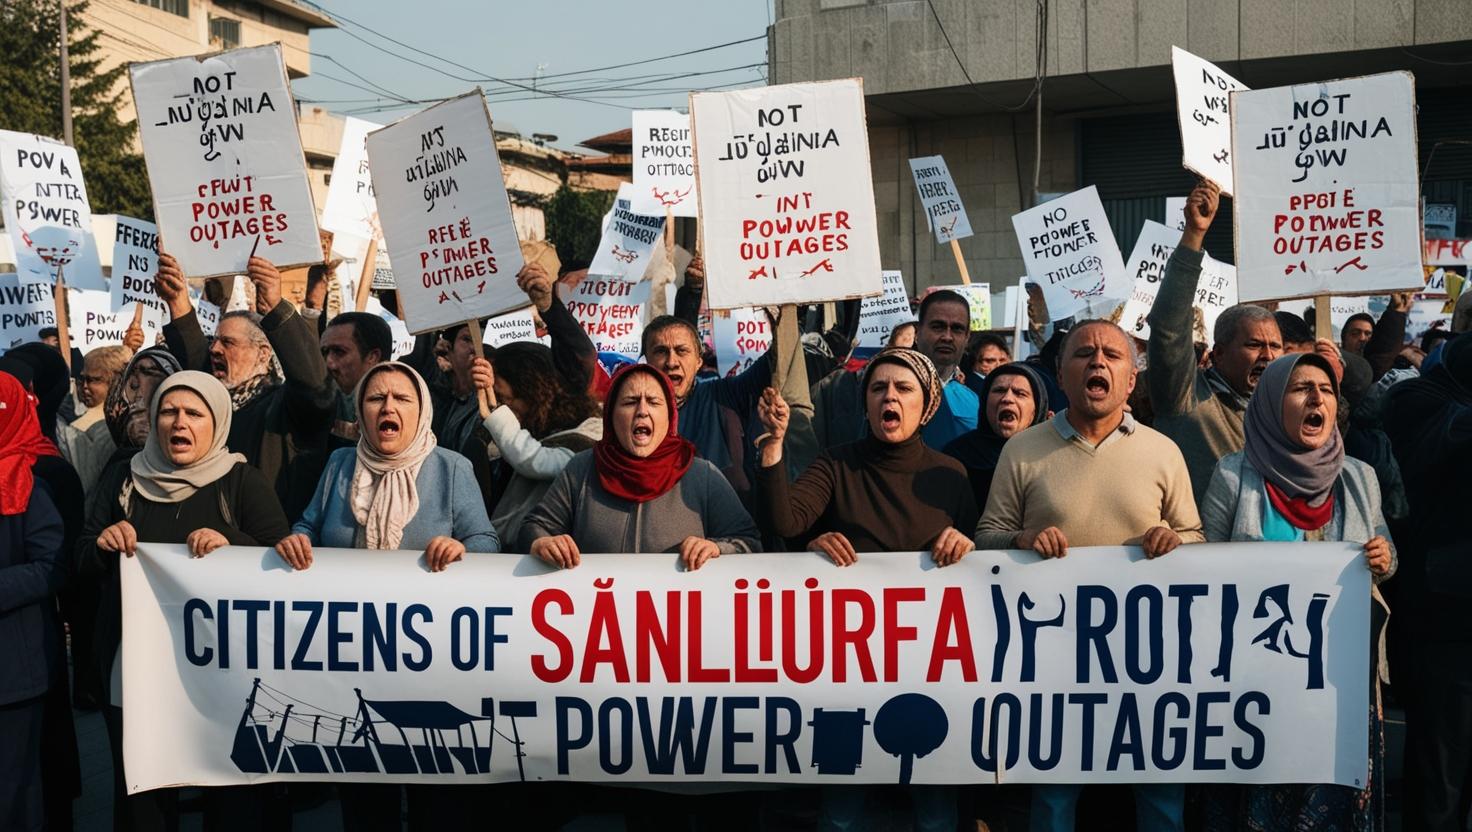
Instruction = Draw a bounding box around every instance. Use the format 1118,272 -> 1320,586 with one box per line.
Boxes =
57,345 -> 133,494
943,361 -> 1052,509
1199,352 -> 1394,831
520,363 -> 758,568
77,370 -> 290,830
470,348 -> 601,551
276,361 -> 498,571
754,347 -> 977,832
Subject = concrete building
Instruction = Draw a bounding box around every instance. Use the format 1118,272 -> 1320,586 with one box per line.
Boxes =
768,0 -> 1472,296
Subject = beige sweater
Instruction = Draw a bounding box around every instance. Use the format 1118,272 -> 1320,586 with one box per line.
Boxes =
975,413 -> 1205,550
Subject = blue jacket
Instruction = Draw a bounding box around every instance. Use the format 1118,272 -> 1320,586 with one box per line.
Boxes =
294,446 -> 499,553
0,481 -> 66,704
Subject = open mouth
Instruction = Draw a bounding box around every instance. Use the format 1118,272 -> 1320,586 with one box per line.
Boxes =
377,418 -> 400,439
168,435 -> 192,450
880,407 -> 902,430
996,409 -> 1020,427
1302,411 -> 1326,432
1084,375 -> 1110,397
1248,365 -> 1266,384
631,423 -> 655,443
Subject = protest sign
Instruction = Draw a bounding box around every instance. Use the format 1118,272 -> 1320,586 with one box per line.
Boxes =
711,307 -> 771,376
691,79 -> 882,309
483,306 -> 550,350
319,117 -> 383,243
1171,47 -> 1247,194
191,290 -> 221,337
928,283 -> 992,330
1118,221 -> 1239,345
563,276 -> 650,358
1164,197 -> 1188,232
361,297 -> 416,359
909,156 -> 973,244
67,288 -> 129,351
1231,72 -> 1422,302
109,216 -> 169,344
1011,186 -> 1127,321
1328,296 -> 1372,338
0,130 -> 105,290
587,183 -> 665,280
129,44 -> 322,278
121,543 -> 1368,792
0,277 -> 55,350
855,270 -> 913,355
630,110 -> 697,217
1406,298 -> 1451,341
367,90 -> 526,334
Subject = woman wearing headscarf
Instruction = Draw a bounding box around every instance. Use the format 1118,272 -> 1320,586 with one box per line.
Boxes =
0,342 -> 70,442
520,363 -> 758,568
942,362 -> 1051,509
0,373 -> 69,831
1199,352 -> 1393,832
277,361 -> 496,567
754,347 -> 977,832
469,349 -> 601,551
77,370 -> 290,831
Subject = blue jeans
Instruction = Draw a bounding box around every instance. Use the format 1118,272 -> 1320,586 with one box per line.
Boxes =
818,785 -> 957,832
1029,784 -> 1184,832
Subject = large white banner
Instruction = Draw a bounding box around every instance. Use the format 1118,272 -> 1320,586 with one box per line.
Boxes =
0,130 -> 105,290
319,117 -> 383,243
855,269 -> 913,357
909,156 -> 973,244
630,110 -> 698,217
1231,72 -> 1422,302
1011,186 -> 1127,322
367,91 -> 526,334
121,544 -> 1369,792
129,44 -> 322,278
691,79 -> 882,309
1171,47 -> 1247,194
587,183 -> 664,281
109,216 -> 169,346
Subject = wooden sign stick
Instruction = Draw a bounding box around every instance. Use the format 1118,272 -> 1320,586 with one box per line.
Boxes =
463,318 -> 493,420
665,206 -> 676,261
1313,295 -> 1331,343
53,264 -> 73,371
354,237 -> 379,312
949,238 -> 972,285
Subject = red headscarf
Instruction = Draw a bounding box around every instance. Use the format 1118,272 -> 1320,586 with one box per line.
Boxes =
593,364 -> 694,503
0,372 -> 61,516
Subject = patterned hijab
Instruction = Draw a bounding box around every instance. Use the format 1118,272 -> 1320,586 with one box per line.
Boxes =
862,347 -> 944,426
105,347 -> 183,448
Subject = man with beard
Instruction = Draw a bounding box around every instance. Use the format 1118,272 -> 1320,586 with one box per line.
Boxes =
1150,180 -> 1283,506
975,319 -> 1202,832
154,253 -> 336,521
942,362 -> 1051,508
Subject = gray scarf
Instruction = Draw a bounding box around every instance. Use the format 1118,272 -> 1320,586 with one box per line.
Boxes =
1243,353 -> 1344,505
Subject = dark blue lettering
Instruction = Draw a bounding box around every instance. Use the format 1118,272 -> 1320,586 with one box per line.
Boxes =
1107,693 -> 1144,771
989,584 -> 1011,683
327,601 -> 358,672
484,606 -> 511,671
290,601 -> 323,671
555,697 -> 592,775
1212,584 -> 1238,682
721,697 -> 759,774
765,697 -> 801,774
1169,584 -> 1208,684
216,599 -> 230,668
402,604 -> 432,671
970,694 -> 1021,773
1027,693 -> 1065,770
451,606 -> 478,671
1193,691 -> 1230,770
184,598 -> 213,666
1125,586 -> 1163,684
1232,692 -> 1270,769
599,698 -> 633,774
637,697 -> 715,775
1018,592 -> 1065,682
363,602 -> 396,672
1068,693 -> 1108,771
1077,586 -> 1118,683
234,599 -> 268,669
272,601 -> 286,669
1151,692 -> 1190,770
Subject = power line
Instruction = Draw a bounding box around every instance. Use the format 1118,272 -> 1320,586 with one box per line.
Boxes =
500,35 -> 766,81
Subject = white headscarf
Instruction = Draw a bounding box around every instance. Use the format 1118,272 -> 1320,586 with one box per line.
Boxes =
129,371 -> 246,504
350,362 -> 437,550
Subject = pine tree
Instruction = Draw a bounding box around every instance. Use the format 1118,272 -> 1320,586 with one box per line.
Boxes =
0,0 -> 153,218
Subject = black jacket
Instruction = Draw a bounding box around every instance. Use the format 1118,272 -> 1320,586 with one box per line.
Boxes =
0,480 -> 66,704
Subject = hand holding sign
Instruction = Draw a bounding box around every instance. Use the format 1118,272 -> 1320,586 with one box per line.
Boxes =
247,256 -> 283,315
470,357 -> 497,408
154,253 -> 192,320
123,306 -> 146,352
1182,180 -> 1220,251
515,262 -> 554,314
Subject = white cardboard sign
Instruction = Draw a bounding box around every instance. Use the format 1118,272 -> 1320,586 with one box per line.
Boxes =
691,79 -> 883,309
109,216 -> 169,345
1164,196 -> 1188,232
319,117 -> 383,243
1011,186 -> 1128,321
630,110 -> 697,217
587,182 -> 664,280
362,297 -> 416,359
908,156 -> 972,243
563,277 -> 650,358
67,288 -> 128,352
0,130 -> 105,290
855,269 -> 913,355
1231,72 -> 1422,302
711,307 -> 771,376
366,91 -> 526,334
0,277 -> 56,351
930,283 -> 993,331
129,44 -> 322,278
1171,46 -> 1247,194
482,306 -> 549,350
1118,221 -> 1239,345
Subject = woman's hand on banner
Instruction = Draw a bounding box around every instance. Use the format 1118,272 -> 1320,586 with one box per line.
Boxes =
809,531 -> 857,567
1141,526 -> 1183,559
96,521 -> 138,557
275,533 -> 314,570
680,536 -> 721,571
1363,536 -> 1392,576
532,534 -> 581,569
186,528 -> 229,557
424,536 -> 466,572
930,526 -> 973,567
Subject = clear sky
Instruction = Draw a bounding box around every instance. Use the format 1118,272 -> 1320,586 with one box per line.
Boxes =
291,0 -> 772,152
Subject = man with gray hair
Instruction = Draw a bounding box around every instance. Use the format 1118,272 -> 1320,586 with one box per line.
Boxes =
155,253 -> 336,521
1148,181 -> 1283,505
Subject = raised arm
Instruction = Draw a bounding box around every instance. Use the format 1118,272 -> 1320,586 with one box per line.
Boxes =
249,259 -> 336,435
155,253 -> 211,372
520,263 -> 597,395
1148,182 -> 1218,418
1362,294 -> 1409,380
673,255 -> 705,328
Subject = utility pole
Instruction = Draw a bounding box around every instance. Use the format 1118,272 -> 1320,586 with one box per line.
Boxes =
60,1 -> 73,146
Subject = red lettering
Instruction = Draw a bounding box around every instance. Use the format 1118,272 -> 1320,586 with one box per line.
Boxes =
635,590 -> 680,683
580,585 -> 630,683
832,588 -> 877,683
687,591 -> 729,682
530,589 -> 573,682
882,587 -> 925,683
926,587 -> 977,682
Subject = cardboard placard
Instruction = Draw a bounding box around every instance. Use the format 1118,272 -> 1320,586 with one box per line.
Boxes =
562,277 -> 650,358
319,116 -> 383,243
711,307 -> 771,376
1010,186 -> 1128,321
587,182 -> 664,280
1164,196 -> 1188,232
1171,46 -> 1248,194
482,306 -> 549,350
366,90 -> 526,334
67,288 -> 130,352
855,269 -> 914,355
0,277 -> 56,351
129,44 -> 322,278
0,130 -> 105,289
691,79 -> 883,309
908,156 -> 973,243
1231,72 -> 1422,302
630,110 -> 698,217
108,216 -> 168,344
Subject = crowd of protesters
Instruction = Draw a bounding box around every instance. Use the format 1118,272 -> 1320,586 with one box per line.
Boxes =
1,178 -> 1467,832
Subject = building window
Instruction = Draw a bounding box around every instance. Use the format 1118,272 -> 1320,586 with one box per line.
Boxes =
208,16 -> 241,49
133,0 -> 188,18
